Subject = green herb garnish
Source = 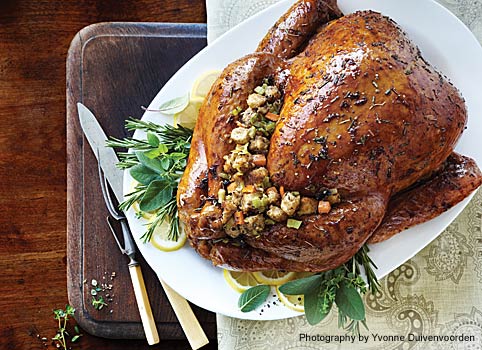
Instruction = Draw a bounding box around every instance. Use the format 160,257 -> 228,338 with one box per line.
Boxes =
92,296 -> 108,310
106,119 -> 192,242
238,285 -> 270,312
52,305 -> 82,349
279,245 -> 378,332
238,245 -> 379,333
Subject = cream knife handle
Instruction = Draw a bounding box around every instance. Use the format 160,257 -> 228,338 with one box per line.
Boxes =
129,264 -> 160,345
159,278 -> 209,350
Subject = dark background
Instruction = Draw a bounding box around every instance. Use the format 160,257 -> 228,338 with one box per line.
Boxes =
0,1 -> 214,349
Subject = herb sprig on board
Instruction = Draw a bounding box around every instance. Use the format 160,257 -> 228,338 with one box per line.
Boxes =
106,118 -> 192,242
239,245 -> 379,333
52,305 -> 82,349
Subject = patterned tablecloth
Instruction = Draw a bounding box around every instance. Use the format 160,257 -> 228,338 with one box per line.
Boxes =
206,1 -> 482,348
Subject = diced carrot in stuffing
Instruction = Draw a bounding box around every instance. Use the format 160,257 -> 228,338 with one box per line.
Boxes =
252,154 -> 267,167
265,112 -> 280,121
234,211 -> 245,225
279,186 -> 285,197
318,200 -> 331,214
242,185 -> 255,193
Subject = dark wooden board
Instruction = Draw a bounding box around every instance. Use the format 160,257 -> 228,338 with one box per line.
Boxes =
66,22 -> 217,341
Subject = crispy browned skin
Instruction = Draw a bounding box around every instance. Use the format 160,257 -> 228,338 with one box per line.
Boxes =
256,0 -> 341,58
369,153 -> 482,243
177,1 -> 482,272
268,12 -> 465,197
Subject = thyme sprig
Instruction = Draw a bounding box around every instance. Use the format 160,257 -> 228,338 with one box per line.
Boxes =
107,118 -> 193,243
52,305 -> 82,349
92,296 -> 108,310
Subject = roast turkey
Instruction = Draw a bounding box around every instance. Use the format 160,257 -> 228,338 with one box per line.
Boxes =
177,0 -> 482,271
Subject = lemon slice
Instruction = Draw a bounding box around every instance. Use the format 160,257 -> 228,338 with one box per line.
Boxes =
252,270 -> 297,286
149,218 -> 187,252
174,71 -> 222,129
129,180 -> 155,220
173,97 -> 203,129
276,286 -> 304,312
223,270 -> 260,293
190,70 -> 221,99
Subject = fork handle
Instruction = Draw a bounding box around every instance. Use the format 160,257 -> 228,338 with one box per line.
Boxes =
159,278 -> 209,350
129,264 -> 160,345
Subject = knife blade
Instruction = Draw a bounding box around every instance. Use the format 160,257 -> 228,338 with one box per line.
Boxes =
77,102 -> 124,203
78,103 -> 137,257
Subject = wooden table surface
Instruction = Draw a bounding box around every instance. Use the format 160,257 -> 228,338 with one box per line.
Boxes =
0,1 -> 216,349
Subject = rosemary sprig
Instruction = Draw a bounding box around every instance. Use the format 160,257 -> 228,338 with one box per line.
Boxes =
119,183 -> 148,212
124,118 -> 193,149
354,244 -> 380,294
106,137 -> 151,150
339,315 -> 369,335
105,138 -> 152,169
141,197 -> 180,242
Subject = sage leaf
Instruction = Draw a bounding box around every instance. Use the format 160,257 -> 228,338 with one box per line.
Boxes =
304,286 -> 332,325
279,274 -> 321,295
139,180 -> 173,212
158,144 -> 168,154
136,151 -> 162,173
146,132 -> 160,147
335,283 -> 365,321
158,94 -> 189,115
144,148 -> 161,159
160,157 -> 171,171
238,285 -> 270,312
144,143 -> 168,159
169,152 -> 187,160
130,164 -> 160,185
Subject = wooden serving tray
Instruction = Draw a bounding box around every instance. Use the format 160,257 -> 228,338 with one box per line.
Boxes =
66,22 -> 216,340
